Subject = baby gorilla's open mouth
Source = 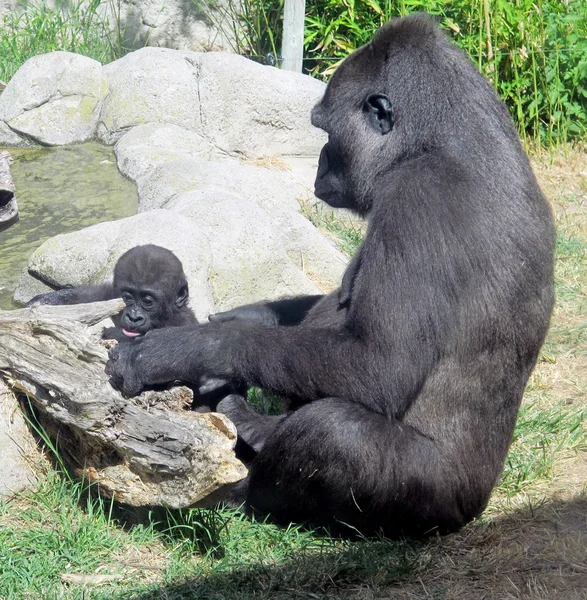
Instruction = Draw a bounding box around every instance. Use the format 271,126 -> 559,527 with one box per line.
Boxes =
122,329 -> 144,338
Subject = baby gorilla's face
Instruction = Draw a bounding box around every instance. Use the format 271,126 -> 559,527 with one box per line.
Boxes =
119,287 -> 166,337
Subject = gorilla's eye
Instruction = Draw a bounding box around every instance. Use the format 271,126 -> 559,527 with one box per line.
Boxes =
142,296 -> 155,309
122,293 -> 134,306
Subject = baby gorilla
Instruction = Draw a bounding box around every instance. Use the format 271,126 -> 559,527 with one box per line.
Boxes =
26,244 -> 242,409
27,245 -> 194,341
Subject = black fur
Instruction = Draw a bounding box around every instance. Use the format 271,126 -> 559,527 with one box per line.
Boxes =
106,15 -> 555,537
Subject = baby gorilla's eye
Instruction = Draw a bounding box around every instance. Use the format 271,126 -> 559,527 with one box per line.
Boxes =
122,293 -> 134,305
142,295 -> 155,309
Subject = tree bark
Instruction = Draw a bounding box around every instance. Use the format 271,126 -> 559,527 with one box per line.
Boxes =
0,299 -> 247,507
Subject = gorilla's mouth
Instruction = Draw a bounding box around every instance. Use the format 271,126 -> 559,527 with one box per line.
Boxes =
122,329 -> 143,338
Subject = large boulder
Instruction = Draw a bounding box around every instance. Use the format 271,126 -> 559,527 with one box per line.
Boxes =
196,52 -> 326,157
97,48 -> 204,145
270,209 -> 349,289
22,210 -> 215,320
133,155 -> 310,214
0,52 -> 106,146
99,48 -> 326,156
114,123 -> 223,181
0,47 -> 326,158
168,190 -> 322,310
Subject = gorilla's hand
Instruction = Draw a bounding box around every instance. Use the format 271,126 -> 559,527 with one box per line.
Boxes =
106,324 -> 239,396
106,341 -> 145,396
208,304 -> 279,327
106,326 -> 202,396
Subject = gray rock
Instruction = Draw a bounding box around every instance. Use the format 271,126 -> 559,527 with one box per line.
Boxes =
271,209 -> 347,292
97,48 -> 204,145
98,48 -> 326,157
23,210 -> 215,320
115,123 -> 225,182
197,52 -> 326,157
0,150 -> 18,231
136,156 -> 310,214
169,190 -> 320,310
0,120 -> 29,147
0,379 -> 37,497
13,269 -> 54,306
0,52 -> 105,146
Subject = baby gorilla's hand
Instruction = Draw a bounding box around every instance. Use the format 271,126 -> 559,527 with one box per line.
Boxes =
106,340 -> 146,396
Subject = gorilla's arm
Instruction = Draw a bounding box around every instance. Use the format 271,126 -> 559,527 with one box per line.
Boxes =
106,319 -> 412,415
208,295 -> 323,327
25,284 -> 117,307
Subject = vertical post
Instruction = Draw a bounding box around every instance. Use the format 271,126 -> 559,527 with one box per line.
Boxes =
281,0 -> 306,72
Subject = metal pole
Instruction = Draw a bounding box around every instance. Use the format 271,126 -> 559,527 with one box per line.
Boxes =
281,0 -> 306,72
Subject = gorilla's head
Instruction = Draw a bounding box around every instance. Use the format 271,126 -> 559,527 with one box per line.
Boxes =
311,14 -> 501,216
113,245 -> 189,337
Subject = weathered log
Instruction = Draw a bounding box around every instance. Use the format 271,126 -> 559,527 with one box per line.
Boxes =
0,150 -> 18,232
0,299 -> 247,507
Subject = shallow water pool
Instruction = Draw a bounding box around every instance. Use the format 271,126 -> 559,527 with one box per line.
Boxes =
0,143 -> 137,309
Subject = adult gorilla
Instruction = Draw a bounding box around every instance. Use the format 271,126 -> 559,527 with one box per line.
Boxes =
107,14 -> 555,537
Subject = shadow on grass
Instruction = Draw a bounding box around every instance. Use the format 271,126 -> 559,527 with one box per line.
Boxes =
111,494 -> 587,600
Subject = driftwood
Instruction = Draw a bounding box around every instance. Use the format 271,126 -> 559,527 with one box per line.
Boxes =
0,151 -> 18,232
0,300 -> 247,507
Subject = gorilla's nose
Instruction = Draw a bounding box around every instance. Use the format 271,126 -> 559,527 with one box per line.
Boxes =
127,310 -> 145,326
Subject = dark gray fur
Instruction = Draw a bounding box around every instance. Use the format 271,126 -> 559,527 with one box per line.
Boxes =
106,15 -> 555,537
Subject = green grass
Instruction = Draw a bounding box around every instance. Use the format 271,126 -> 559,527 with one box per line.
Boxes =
300,202 -> 365,257
0,472 -> 156,599
0,477 -> 430,600
0,0 -> 131,82
499,401 -> 586,496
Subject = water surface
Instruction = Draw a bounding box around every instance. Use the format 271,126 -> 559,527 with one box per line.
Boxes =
0,143 -> 137,309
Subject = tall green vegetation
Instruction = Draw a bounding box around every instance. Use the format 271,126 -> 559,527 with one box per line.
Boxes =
0,0 -> 132,83
218,0 -> 587,145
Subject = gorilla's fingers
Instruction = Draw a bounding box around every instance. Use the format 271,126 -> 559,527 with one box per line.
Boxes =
105,344 -> 143,396
208,311 -> 235,323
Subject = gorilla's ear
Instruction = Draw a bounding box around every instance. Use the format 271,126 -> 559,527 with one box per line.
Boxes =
176,285 -> 189,308
364,94 -> 394,135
